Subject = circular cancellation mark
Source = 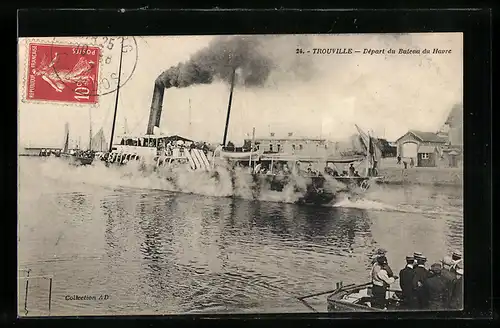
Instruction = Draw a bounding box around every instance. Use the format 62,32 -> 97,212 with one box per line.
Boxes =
49,36 -> 138,98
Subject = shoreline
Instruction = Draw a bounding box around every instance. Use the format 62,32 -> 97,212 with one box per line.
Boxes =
376,160 -> 463,187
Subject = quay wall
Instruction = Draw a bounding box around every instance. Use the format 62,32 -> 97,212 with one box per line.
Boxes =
377,158 -> 463,186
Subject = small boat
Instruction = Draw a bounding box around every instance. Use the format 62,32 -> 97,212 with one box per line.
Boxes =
326,282 -> 403,312
60,123 -> 95,166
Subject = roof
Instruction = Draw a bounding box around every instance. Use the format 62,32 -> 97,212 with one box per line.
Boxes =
396,130 -> 447,143
418,145 -> 437,153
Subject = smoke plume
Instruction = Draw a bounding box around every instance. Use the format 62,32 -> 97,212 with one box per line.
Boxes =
155,35 -> 314,90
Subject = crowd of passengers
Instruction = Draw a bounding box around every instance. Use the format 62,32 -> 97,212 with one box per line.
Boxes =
119,138 -> 210,156
245,161 -> 364,177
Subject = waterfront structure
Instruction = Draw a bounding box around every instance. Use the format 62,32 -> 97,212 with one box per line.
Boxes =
395,131 -> 447,167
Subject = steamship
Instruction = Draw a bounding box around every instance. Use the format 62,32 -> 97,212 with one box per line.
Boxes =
99,38 -> 381,205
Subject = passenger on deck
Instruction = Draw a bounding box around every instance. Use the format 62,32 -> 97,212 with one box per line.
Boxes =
349,163 -> 355,176
371,256 -> 397,309
283,164 -> 290,175
412,254 -> 430,309
254,162 -> 262,174
399,255 -> 417,309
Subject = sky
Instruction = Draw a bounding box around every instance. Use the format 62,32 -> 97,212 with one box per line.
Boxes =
18,33 -> 462,148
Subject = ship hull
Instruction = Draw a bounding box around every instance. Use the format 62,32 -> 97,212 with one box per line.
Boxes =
98,153 -> 374,205
61,153 -> 94,166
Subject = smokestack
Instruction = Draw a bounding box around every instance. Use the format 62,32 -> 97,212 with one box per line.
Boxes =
147,77 -> 166,135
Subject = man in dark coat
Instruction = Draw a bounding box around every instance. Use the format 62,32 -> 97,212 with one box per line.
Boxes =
422,263 -> 450,310
399,255 -> 417,309
440,256 -> 456,307
449,261 -> 463,310
412,254 -> 430,309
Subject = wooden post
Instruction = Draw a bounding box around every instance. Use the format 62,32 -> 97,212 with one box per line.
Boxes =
48,277 -> 53,314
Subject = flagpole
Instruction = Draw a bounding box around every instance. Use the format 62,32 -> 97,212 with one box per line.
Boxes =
222,67 -> 236,146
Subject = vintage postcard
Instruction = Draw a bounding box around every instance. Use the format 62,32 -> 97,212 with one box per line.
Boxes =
18,33 -> 463,316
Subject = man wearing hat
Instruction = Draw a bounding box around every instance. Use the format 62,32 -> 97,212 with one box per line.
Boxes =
441,256 -> 455,278
371,255 -> 397,309
399,255 -> 417,309
371,248 -> 394,277
412,253 -> 430,309
422,263 -> 450,310
449,261 -> 463,309
450,251 -> 462,273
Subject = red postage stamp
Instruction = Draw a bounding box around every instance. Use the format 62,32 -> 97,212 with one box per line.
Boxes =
26,43 -> 100,104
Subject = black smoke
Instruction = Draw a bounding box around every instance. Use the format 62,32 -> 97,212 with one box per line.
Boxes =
155,36 -> 304,90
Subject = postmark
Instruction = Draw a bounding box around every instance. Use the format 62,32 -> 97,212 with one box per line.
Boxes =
52,36 -> 138,98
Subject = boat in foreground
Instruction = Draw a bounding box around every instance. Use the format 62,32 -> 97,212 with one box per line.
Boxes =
326,281 -> 403,312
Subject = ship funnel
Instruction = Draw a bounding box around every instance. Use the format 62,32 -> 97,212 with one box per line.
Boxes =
147,77 -> 166,135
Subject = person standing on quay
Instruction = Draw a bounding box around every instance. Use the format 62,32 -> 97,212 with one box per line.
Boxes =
450,251 -> 463,273
399,255 -> 417,309
412,254 -> 430,309
422,263 -> 450,310
449,261 -> 463,310
371,256 -> 397,309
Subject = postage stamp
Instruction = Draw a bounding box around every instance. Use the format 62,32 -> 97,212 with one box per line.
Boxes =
25,43 -> 101,104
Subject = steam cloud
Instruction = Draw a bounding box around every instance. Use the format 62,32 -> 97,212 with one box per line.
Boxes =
155,35 -> 314,89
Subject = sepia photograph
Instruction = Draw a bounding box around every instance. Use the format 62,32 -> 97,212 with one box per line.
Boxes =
18,33 -> 463,316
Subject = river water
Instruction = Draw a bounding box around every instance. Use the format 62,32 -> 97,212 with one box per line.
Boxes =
17,157 -> 463,316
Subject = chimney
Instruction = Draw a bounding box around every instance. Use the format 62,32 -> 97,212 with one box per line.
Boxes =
147,77 -> 166,135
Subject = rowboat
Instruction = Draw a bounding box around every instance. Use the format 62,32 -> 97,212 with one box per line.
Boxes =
326,282 -> 403,312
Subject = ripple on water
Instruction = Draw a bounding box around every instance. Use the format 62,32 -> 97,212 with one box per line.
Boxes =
18,158 -> 463,315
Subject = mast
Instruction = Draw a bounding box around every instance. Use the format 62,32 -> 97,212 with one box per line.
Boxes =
222,67 -> 236,146
63,123 -> 69,153
188,98 -> 192,137
109,36 -> 125,153
88,108 -> 92,151
249,127 -> 255,167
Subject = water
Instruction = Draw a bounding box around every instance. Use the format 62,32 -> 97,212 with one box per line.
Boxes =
18,157 -> 463,316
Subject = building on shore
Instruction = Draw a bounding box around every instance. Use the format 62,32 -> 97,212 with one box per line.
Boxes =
395,130 -> 447,167
242,132 -> 374,158
394,104 -> 463,168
